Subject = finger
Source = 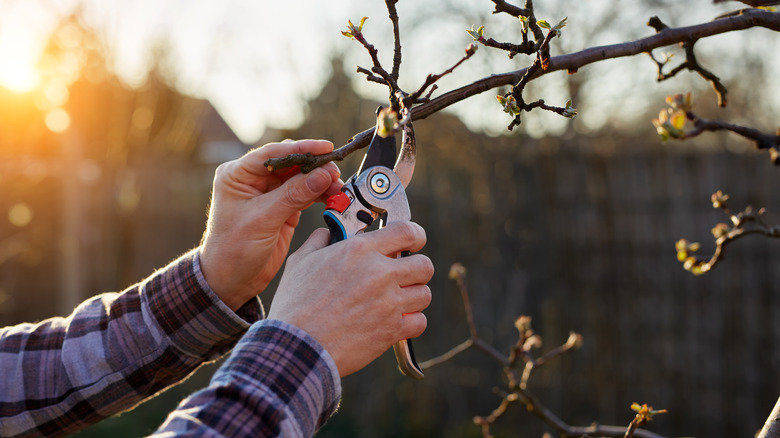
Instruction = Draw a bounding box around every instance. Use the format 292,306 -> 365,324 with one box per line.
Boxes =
258,166 -> 339,228
400,284 -> 432,314
400,312 -> 427,340
316,177 -> 346,203
278,161 -> 341,186
396,254 -> 435,287
365,221 -> 427,256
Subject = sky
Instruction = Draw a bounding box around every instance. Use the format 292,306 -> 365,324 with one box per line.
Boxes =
0,0 -> 777,144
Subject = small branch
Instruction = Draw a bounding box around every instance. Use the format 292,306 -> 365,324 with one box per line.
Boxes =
385,0 -> 402,81
357,66 -> 389,85
408,44 -> 479,103
676,191 -> 780,275
353,32 -> 399,90
424,263 -> 669,438
264,127 -> 374,173
490,0 -> 530,17
647,17 -> 728,107
685,116 -> 780,155
504,28 -> 561,130
418,339 -> 473,369
480,37 -> 536,58
490,0 -> 545,43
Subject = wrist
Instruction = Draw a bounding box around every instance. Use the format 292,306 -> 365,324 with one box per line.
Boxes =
198,245 -> 248,311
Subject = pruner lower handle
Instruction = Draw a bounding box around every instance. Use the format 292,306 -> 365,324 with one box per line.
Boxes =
393,250 -> 425,379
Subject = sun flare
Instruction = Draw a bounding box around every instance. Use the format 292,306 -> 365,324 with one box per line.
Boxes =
0,60 -> 40,93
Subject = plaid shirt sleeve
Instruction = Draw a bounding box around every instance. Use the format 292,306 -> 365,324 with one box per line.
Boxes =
0,248 -> 264,438
151,320 -> 342,438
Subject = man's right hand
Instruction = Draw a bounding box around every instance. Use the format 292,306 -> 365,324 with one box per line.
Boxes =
268,222 -> 434,377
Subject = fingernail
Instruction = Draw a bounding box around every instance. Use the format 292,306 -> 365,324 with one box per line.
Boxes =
306,168 -> 331,193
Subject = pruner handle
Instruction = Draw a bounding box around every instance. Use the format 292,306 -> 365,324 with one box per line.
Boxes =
392,250 -> 424,379
393,339 -> 424,380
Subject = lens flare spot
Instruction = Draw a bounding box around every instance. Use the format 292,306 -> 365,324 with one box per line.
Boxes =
45,108 -> 71,133
8,203 -> 33,227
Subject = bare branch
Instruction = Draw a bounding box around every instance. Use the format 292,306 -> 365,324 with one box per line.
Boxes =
264,127 -> 374,173
422,263 -> 671,438
353,32 -> 398,90
685,117 -> 780,155
490,0 -> 545,43
647,17 -> 728,107
357,66 -> 389,85
408,44 -> 479,103
385,0 -> 402,80
676,191 -> 780,275
490,0 -> 530,17
480,36 -> 536,58
413,9 -> 780,122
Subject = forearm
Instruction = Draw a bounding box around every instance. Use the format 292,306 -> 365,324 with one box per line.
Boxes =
0,249 -> 262,437
153,320 -> 342,438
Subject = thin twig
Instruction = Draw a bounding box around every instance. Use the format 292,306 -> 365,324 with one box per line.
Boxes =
385,0 -> 402,81
647,17 -> 728,107
686,116 -> 780,153
677,192 -> 780,274
408,44 -> 478,103
353,32 -> 398,90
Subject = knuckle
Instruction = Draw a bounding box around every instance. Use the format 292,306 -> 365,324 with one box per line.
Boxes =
420,285 -> 433,307
214,161 -> 232,181
409,313 -> 427,338
418,255 -> 435,278
280,185 -> 299,208
394,221 -> 423,247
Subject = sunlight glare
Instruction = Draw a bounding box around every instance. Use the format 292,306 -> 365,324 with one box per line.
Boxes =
0,60 -> 40,93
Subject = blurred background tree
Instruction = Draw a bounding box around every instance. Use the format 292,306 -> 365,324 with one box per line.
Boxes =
0,1 -> 778,437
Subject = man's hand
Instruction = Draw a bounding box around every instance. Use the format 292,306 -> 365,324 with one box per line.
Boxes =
200,140 -> 342,311
268,222 -> 434,377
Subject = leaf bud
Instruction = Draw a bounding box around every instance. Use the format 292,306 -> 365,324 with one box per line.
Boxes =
448,262 -> 467,280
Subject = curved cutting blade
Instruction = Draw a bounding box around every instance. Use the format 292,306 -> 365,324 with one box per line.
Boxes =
393,120 -> 416,188
357,124 -> 397,175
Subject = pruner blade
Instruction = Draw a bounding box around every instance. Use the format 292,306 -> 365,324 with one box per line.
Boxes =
393,119 -> 416,189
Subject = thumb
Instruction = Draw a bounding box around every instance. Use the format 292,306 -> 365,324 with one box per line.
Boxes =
263,167 -> 334,226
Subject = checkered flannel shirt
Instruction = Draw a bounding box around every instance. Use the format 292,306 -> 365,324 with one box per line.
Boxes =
0,249 -> 341,437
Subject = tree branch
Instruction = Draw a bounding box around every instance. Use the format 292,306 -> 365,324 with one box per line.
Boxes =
676,191 -> 780,275
686,117 -> 780,154
414,9 -> 779,121
422,263 -> 670,438
267,10 -> 779,172
385,0 -> 402,81
408,44 -> 478,103
647,16 -> 729,107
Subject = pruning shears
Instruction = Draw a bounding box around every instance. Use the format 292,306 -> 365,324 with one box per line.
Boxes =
323,110 -> 424,380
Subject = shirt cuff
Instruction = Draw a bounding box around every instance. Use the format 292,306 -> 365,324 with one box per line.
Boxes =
142,248 -> 264,360
215,319 -> 342,433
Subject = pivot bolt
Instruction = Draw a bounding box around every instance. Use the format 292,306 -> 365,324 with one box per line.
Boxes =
370,173 -> 390,194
